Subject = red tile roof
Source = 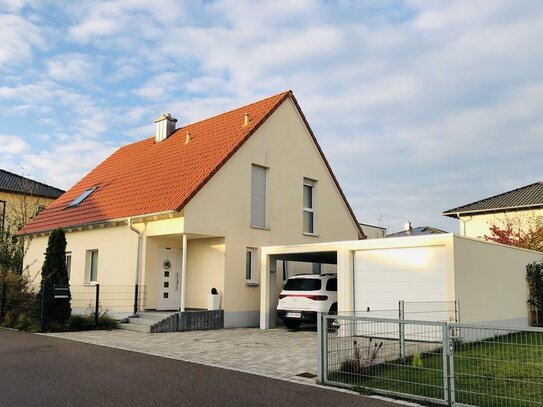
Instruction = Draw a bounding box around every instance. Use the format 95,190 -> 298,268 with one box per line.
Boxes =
20,91 -> 363,237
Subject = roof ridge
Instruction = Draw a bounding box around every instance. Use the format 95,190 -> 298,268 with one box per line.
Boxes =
179,90 -> 291,129
133,90 -> 292,145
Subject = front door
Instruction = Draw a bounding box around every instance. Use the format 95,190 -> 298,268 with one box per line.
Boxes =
156,247 -> 181,310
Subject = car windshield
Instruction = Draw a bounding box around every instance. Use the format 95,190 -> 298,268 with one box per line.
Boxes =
284,278 -> 321,291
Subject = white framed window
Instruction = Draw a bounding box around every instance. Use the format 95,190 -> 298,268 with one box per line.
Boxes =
303,178 -> 316,234
86,250 -> 99,283
245,247 -> 258,285
66,252 -> 72,279
251,164 -> 267,228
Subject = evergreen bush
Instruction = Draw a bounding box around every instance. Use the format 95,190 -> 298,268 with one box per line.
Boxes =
36,228 -> 71,325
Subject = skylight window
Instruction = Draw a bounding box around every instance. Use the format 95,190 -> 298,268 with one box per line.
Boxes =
67,187 -> 97,208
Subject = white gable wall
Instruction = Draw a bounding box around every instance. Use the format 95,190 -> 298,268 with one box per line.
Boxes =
184,97 -> 360,327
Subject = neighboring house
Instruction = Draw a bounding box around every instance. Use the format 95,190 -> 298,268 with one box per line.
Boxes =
360,223 -> 386,239
0,169 -> 64,232
387,223 -> 446,238
20,91 -> 363,328
443,182 -> 543,239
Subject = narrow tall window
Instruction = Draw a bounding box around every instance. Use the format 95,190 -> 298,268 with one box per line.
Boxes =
246,247 -> 257,285
66,252 -> 72,279
87,250 -> 99,283
251,165 -> 267,228
303,178 -> 316,234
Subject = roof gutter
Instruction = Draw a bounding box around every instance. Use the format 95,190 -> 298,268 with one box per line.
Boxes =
18,210 -> 178,237
443,203 -> 543,218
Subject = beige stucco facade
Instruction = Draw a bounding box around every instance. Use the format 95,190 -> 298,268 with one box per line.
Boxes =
23,97 -> 361,326
260,234 -> 542,329
456,209 -> 543,239
0,190 -> 56,231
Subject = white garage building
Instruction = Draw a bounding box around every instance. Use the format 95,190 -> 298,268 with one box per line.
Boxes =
260,234 -> 542,329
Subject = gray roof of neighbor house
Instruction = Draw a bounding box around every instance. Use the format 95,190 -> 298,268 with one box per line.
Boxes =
0,169 -> 65,199
443,182 -> 543,218
387,226 -> 447,238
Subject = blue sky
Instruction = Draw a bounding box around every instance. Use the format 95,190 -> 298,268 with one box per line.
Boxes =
1,0 -> 542,234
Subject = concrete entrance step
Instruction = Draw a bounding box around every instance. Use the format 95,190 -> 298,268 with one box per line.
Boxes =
118,323 -> 151,333
118,311 -> 178,333
136,311 -> 177,321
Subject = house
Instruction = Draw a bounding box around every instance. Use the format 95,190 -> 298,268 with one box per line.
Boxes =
260,234 -> 542,329
0,169 -> 64,232
443,182 -> 543,238
386,221 -> 446,238
20,91 -> 363,328
359,223 -> 386,239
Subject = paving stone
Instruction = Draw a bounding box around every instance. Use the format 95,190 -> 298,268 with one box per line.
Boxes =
47,327 -> 318,384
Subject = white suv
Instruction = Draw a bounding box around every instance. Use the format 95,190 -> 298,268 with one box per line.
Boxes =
277,274 -> 337,329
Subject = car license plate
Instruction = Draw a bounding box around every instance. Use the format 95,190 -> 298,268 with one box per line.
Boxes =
286,312 -> 301,318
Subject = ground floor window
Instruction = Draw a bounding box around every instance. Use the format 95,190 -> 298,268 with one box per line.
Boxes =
66,252 -> 72,279
87,250 -> 99,283
246,248 -> 257,285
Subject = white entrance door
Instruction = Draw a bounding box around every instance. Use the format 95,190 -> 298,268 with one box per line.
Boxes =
156,247 -> 181,310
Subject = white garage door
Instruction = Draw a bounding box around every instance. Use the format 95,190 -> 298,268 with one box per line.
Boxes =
354,246 -> 448,316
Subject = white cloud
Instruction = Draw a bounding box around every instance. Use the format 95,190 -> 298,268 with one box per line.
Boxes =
0,14 -> 45,67
0,134 -> 30,154
0,0 -> 32,13
133,72 -> 185,100
46,53 -> 102,83
67,0 -> 186,44
21,138 -> 118,189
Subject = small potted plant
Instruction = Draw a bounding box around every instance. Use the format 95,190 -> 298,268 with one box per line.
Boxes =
208,287 -> 221,310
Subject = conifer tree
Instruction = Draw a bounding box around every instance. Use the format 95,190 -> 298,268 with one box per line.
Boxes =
38,228 -> 71,324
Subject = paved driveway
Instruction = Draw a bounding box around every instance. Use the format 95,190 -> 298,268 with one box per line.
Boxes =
48,326 -> 319,384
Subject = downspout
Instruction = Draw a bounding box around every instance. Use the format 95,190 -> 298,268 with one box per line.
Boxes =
128,218 -> 143,313
180,234 -> 187,312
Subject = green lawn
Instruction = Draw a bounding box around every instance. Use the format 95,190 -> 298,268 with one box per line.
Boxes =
329,332 -> 543,407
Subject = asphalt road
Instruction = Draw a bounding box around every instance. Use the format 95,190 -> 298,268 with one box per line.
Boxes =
0,329 -> 398,407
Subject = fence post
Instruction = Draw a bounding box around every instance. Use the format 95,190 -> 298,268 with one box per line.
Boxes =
399,300 -> 405,358
94,284 -> 100,328
454,300 -> 460,323
442,323 -> 450,405
40,284 -> 48,333
133,283 -> 139,315
447,325 -> 456,405
322,313 -> 329,383
0,281 -> 7,320
317,312 -> 323,383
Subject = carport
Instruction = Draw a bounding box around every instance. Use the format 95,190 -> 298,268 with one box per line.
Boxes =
259,242 -> 347,329
260,235 -> 542,329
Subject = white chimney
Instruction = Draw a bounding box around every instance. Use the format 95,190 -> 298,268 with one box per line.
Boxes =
404,221 -> 412,232
154,113 -> 177,142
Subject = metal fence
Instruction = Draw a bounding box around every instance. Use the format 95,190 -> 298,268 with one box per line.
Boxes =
0,283 -> 146,332
342,300 -> 459,323
318,314 -> 543,407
